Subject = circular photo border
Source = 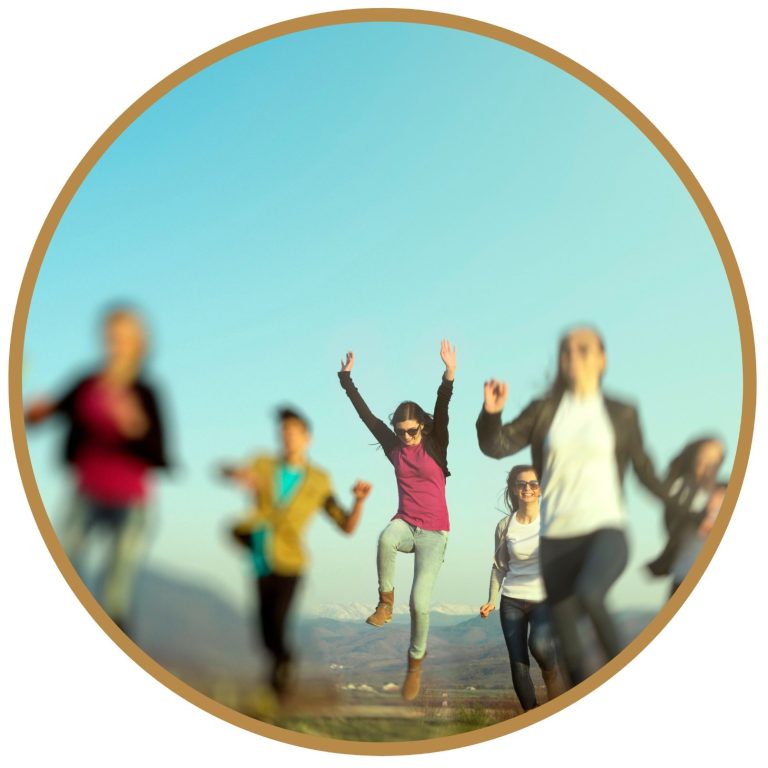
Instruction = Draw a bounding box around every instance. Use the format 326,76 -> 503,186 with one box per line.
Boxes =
8,7 -> 756,757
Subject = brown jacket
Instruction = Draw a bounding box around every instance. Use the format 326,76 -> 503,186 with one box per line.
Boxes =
231,455 -> 349,575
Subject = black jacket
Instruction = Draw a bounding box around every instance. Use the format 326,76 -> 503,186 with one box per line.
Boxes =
476,391 -> 666,498
647,475 -> 710,576
54,373 -> 170,469
338,370 -> 453,477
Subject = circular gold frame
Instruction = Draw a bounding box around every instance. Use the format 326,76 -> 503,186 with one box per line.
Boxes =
7,7 -> 756,756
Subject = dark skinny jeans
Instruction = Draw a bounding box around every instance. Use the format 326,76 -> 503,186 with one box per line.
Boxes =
540,528 -> 628,686
256,574 -> 301,692
499,595 -> 558,711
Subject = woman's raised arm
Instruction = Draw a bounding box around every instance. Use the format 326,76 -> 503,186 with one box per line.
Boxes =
337,351 -> 397,450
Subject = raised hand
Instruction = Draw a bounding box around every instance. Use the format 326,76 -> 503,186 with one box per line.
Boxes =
483,379 -> 508,414
352,480 -> 373,500
440,339 -> 456,380
479,602 -> 495,619
340,351 -> 355,373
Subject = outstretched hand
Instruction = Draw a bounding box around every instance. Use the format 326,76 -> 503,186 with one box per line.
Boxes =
220,464 -> 259,492
479,603 -> 495,619
340,351 -> 355,373
352,480 -> 373,501
483,379 -> 508,414
440,339 -> 456,380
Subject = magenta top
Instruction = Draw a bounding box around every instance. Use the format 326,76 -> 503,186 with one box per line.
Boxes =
73,380 -> 149,506
388,442 -> 450,532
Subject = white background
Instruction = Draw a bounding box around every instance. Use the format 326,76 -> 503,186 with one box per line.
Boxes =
1,1 -> 765,765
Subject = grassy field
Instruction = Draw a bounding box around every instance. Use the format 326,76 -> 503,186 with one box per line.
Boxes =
202,679 -> 535,742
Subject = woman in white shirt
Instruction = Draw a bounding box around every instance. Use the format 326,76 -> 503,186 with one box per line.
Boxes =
479,465 -> 561,711
476,326 -> 670,686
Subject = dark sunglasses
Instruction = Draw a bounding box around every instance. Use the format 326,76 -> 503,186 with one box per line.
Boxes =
514,480 -> 540,490
395,426 -> 422,438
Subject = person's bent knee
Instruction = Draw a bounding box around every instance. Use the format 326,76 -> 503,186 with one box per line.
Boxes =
576,587 -> 608,615
378,528 -> 401,550
530,637 -> 557,668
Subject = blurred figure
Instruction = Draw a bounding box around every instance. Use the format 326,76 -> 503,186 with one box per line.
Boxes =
337,340 -> 455,701
477,326 -> 670,686
479,465 -> 562,711
647,437 -> 725,595
668,483 -> 727,595
25,307 -> 170,635
222,407 -> 371,699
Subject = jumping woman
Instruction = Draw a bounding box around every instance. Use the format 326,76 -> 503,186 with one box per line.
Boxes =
338,339 -> 456,701
477,326 -> 669,686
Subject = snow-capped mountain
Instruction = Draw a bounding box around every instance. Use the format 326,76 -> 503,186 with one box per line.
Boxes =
303,602 -> 478,621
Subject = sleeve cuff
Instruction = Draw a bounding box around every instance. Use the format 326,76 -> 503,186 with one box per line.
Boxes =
478,408 -> 502,425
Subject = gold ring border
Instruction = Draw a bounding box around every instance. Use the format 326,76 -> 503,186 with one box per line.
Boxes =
7,7 -> 757,757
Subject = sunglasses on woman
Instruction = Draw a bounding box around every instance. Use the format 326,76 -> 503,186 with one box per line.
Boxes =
514,480 -> 540,490
395,426 -> 422,438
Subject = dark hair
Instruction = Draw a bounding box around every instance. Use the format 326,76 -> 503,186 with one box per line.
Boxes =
276,406 -> 311,433
665,436 -> 724,483
550,325 -> 606,398
504,464 -> 539,513
389,401 -> 434,435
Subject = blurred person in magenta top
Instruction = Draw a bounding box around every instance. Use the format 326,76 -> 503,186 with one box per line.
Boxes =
25,306 -> 170,635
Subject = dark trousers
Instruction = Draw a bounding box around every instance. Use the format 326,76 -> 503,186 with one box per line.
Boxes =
540,528 -> 628,686
256,574 -> 301,692
499,595 -> 557,711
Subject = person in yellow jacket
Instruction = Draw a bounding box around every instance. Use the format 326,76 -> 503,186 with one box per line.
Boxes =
221,407 -> 372,697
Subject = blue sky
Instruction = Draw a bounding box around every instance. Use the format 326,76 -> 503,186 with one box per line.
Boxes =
23,21 -> 742,615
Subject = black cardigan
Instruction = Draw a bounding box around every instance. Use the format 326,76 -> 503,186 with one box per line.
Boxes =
54,373 -> 170,469
647,475 -> 712,576
338,370 -> 453,477
476,391 -> 666,499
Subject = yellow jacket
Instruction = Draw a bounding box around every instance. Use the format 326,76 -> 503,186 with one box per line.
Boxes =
231,455 -> 349,575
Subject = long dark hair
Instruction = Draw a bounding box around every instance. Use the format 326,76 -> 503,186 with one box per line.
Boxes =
665,436 -> 724,484
389,401 -> 434,435
549,325 -> 606,398
504,464 -> 539,513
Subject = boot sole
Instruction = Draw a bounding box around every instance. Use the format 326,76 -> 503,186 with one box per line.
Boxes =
365,616 -> 392,627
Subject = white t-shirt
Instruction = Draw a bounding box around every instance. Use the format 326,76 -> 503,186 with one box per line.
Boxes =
501,515 -> 546,602
540,391 -> 625,538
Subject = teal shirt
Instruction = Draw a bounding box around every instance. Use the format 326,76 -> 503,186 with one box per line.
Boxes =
276,463 -> 306,505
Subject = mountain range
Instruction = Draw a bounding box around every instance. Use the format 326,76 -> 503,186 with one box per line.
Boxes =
129,569 -> 657,693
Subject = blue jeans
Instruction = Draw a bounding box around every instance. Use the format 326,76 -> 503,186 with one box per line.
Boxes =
59,493 -> 148,629
377,518 -> 448,660
499,595 -> 557,711
540,528 -> 629,685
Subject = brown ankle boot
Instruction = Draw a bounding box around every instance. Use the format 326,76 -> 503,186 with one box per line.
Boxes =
542,668 -> 564,701
402,652 -> 426,701
366,590 -> 394,627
